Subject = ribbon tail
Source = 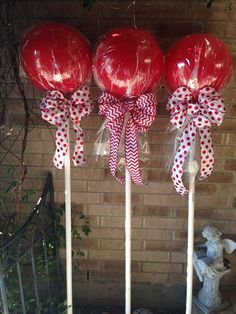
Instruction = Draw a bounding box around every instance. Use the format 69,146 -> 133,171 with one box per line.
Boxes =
199,127 -> 214,180
172,121 -> 197,195
73,123 -> 86,166
125,118 -> 143,185
108,119 -> 125,183
53,124 -> 68,169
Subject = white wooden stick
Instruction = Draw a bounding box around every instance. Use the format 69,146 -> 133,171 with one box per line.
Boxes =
65,123 -> 73,314
125,167 -> 132,314
186,140 -> 198,314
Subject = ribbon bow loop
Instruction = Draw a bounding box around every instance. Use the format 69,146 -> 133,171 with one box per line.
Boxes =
133,94 -> 157,132
98,91 -> 157,185
40,86 -> 93,169
99,93 -> 125,134
167,85 -> 225,196
197,87 -> 225,127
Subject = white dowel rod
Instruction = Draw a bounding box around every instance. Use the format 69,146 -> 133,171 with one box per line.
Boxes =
125,167 -> 132,314
186,140 -> 198,314
65,123 -> 73,314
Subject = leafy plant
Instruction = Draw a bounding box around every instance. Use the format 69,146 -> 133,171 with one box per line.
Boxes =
0,167 -> 36,243
54,203 -> 91,271
0,169 -> 92,313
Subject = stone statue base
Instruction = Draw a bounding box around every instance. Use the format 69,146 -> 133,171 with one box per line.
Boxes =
193,296 -> 230,314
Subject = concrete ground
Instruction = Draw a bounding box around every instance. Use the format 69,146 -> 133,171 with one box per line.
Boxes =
74,282 -> 236,313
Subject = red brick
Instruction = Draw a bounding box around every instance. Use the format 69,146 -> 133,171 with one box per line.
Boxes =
214,145 -> 236,158
133,206 -> 172,217
79,260 -> 101,271
143,262 -> 182,273
207,172 -> 233,183
132,229 -> 172,241
189,2 -> 236,21
101,216 -> 141,228
231,104 -> 236,116
132,272 -> 168,284
195,195 -> 230,208
89,249 -> 124,261
195,183 -> 217,194
54,179 -> 86,192
143,218 -> 184,230
81,115 -> 103,130
144,240 -> 185,252
55,167 -> 105,181
56,192 -> 100,205
219,119 -> 236,131
171,252 -> 187,263
145,158 -> 164,169
88,205 -> 124,217
100,239 -> 142,251
103,193 -> 141,205
90,228 -> 124,240
144,194 -> 187,207
103,260 -> 140,272
135,182 -> 175,194
150,118 -> 170,131
204,21 -> 235,38
77,239 -> 99,250
90,270 -> 123,282
136,1 -> 188,20
132,251 -> 169,262
147,169 -> 171,182
148,130 -> 172,143
193,219 -> 229,231
224,159 -> 236,171
88,180 -> 124,192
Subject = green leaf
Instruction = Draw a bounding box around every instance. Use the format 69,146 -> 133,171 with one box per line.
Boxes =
79,212 -> 85,219
7,167 -> 15,177
5,180 -> 18,193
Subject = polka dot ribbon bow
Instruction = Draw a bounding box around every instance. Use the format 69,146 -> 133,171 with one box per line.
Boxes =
98,91 -> 157,185
167,86 -> 225,196
40,86 -> 93,169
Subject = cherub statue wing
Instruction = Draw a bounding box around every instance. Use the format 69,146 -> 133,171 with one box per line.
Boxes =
222,239 -> 236,254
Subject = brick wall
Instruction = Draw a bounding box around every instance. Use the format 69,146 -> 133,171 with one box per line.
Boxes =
2,0 -> 236,306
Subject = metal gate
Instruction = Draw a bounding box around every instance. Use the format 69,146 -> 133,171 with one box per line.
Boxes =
0,174 -> 63,313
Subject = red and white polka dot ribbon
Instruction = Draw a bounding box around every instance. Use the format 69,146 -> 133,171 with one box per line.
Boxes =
99,91 -> 157,185
167,86 -> 225,196
40,86 -> 93,169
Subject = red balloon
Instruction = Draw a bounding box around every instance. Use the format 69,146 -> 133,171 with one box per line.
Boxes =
165,33 -> 233,95
93,27 -> 164,98
21,22 -> 92,94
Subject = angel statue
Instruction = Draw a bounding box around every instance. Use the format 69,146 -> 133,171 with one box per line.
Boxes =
193,225 -> 236,308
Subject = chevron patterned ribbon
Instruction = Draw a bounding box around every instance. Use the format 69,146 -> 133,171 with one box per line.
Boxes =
40,86 -> 93,169
98,91 -> 157,185
167,86 -> 225,195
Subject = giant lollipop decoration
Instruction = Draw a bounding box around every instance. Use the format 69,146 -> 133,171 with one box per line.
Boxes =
93,27 -> 164,184
21,22 -> 93,169
165,33 -> 233,314
165,33 -> 233,196
21,22 -> 93,314
93,27 -> 164,314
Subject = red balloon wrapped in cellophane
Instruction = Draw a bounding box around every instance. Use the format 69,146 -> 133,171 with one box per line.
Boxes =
21,22 -> 92,94
20,22 -> 93,169
93,27 -> 165,184
93,27 -> 164,98
165,33 -> 233,195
